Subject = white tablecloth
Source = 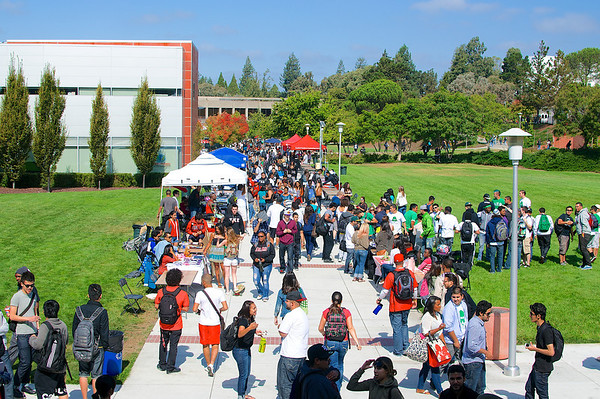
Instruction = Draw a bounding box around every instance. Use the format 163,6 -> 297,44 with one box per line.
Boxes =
166,260 -> 207,284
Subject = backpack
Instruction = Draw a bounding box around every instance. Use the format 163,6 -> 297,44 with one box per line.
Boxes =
495,220 -> 509,241
33,322 -> 67,374
518,219 -> 527,240
391,269 -> 414,301
315,216 -> 329,236
324,308 -> 348,342
547,323 -> 564,363
460,221 -> 473,242
159,287 -> 181,325
337,212 -> 352,234
307,187 -> 316,201
538,214 -> 551,233
589,214 -> 599,230
220,317 -> 239,352
73,307 -> 104,362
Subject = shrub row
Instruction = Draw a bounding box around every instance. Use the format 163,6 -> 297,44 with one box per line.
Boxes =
3,172 -> 167,189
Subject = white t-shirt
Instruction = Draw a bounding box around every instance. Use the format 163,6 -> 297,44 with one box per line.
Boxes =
439,213 -> 459,239
194,287 -> 226,326
345,223 -> 356,250
279,306 -> 309,358
387,211 -> 406,236
519,196 -> 532,209
534,214 -> 554,236
421,311 -> 443,339
396,192 -> 407,207
523,215 -> 534,238
457,221 -> 480,244
267,203 -> 285,228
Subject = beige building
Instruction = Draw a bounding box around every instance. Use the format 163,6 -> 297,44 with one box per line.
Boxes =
198,96 -> 282,121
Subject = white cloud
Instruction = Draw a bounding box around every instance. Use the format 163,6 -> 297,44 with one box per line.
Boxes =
535,13 -> 599,34
411,0 -> 496,13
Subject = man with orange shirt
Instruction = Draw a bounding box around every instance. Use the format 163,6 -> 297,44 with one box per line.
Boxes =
186,213 -> 207,243
376,253 -> 418,356
154,268 -> 189,374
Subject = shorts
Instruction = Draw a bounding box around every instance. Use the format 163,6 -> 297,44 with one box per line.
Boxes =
523,237 -> 532,255
587,232 -> 599,249
199,324 -> 220,346
558,235 -> 570,255
78,348 -> 104,379
35,369 -> 67,398
269,227 -> 277,239
223,257 -> 239,267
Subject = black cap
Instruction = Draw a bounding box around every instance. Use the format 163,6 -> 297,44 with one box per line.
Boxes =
307,344 -> 334,361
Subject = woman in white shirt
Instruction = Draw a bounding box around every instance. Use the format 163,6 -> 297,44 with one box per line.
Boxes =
396,186 -> 407,214
416,296 -> 445,395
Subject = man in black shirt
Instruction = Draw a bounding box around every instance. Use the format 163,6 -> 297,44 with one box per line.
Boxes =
525,302 -> 554,399
477,194 -> 494,213
223,204 -> 245,235
440,364 -> 478,399
556,206 -> 575,266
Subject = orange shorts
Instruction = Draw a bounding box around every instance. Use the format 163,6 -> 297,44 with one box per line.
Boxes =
198,324 -> 220,346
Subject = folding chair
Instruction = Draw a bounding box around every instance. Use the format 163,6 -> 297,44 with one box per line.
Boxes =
118,278 -> 143,315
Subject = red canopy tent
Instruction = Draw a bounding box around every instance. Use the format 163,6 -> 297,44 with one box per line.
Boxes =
281,134 -> 302,147
289,135 -> 326,151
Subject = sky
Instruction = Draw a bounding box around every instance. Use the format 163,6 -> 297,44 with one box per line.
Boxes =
1,0 -> 600,86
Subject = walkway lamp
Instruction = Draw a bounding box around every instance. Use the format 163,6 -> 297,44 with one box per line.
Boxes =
336,122 -> 345,178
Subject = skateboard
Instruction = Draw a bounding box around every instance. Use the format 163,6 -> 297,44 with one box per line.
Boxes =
233,284 -> 245,296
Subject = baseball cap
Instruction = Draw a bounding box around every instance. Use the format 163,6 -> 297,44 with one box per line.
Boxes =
484,204 -> 492,208
493,209 -> 501,216
483,193 -> 490,199
420,205 -> 428,211
15,266 -> 29,276
595,204 -> 600,209
464,202 -> 472,207
286,290 -> 304,302
307,344 -> 334,362
283,209 -> 292,216
394,253 -> 405,263
351,216 -> 359,222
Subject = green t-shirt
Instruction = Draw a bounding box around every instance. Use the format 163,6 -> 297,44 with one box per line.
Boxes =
362,212 -> 375,236
492,198 -> 505,208
404,210 -> 418,231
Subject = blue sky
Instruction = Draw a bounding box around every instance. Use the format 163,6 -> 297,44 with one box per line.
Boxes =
1,0 -> 599,86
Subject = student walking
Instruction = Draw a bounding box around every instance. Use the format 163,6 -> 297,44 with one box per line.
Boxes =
525,303 -> 556,399
233,301 -> 264,399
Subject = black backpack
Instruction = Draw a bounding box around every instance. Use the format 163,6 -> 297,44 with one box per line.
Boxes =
158,287 -> 181,325
220,317 -> 239,352
460,221 -> 473,242
33,322 -> 67,374
547,323 -> 564,362
315,216 -> 329,236
392,269 -> 413,301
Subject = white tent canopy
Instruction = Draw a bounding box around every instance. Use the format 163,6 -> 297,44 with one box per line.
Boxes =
161,153 -> 247,187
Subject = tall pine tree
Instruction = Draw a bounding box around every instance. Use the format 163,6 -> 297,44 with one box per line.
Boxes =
130,77 -> 161,188
280,53 -> 301,95
33,65 -> 66,192
240,57 -> 260,97
88,84 -> 109,189
216,72 -> 227,89
0,57 -> 33,188
228,74 -> 240,96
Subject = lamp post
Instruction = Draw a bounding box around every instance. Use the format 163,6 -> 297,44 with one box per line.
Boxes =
499,127 -> 531,377
305,123 -> 311,164
336,122 -> 345,178
319,121 -> 325,169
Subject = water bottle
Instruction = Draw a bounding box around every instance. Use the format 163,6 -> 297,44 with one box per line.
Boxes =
373,303 -> 383,315
258,336 -> 267,353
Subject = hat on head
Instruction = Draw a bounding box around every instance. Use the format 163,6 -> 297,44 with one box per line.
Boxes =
307,344 -> 334,362
351,216 -> 359,222
483,193 -> 490,199
286,290 -> 303,302
493,209 -> 501,215
283,209 -> 292,216
394,253 -> 405,263
15,266 -> 29,276
420,205 -> 428,211
465,202 -> 472,207
595,204 -> 600,209
494,189 -> 500,193
484,204 -> 492,208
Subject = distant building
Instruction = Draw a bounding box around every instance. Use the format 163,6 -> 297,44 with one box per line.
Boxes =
198,96 -> 281,122
0,40 -> 198,173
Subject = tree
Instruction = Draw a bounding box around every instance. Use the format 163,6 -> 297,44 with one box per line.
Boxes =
441,37 -> 495,87
288,72 -> 317,94
227,74 -> 240,96
88,84 -> 109,189
199,82 -> 227,96
448,72 -> 516,104
500,47 -> 529,94
555,84 -> 600,146
216,72 -> 227,89
347,79 -> 403,113
240,57 -> 261,97
580,90 -> 600,147
33,65 -> 67,192
336,60 -> 346,75
0,57 -> 33,188
280,53 -> 301,95
566,47 -> 600,86
271,90 -> 332,138
268,84 -> 280,98
378,99 -> 424,159
355,57 -> 367,70
130,77 -> 161,189
248,112 -> 275,138
521,41 -> 551,115
203,112 -> 248,146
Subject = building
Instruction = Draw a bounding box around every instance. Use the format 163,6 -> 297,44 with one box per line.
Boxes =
198,96 -> 281,123
0,40 -> 198,174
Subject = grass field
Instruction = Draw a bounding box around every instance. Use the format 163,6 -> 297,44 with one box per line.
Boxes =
344,162 -> 600,343
0,162 -> 598,384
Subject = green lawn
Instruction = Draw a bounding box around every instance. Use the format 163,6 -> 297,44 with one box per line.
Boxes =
0,188 -> 160,383
344,162 -> 600,343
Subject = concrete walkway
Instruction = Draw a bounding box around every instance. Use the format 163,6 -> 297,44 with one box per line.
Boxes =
108,238 -> 600,399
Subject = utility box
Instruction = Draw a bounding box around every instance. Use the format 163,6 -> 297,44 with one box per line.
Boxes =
484,307 -> 510,360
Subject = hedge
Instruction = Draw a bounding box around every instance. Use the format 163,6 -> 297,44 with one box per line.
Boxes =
3,172 -> 167,189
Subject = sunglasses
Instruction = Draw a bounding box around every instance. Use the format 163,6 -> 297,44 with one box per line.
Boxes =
23,283 -> 35,288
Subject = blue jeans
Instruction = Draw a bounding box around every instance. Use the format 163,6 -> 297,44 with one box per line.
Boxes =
14,333 -> 33,388
417,361 -> 442,394
477,233 -> 487,261
464,361 -> 486,395
505,240 -> 522,269
525,368 -> 550,399
303,230 -> 314,257
324,340 -> 348,390
489,244 -> 504,272
381,264 -> 395,281
248,203 -> 256,221
354,249 -> 368,278
344,248 -> 355,273
1,350 -> 14,399
399,206 -> 406,214
279,242 -> 294,272
389,310 -> 409,355
233,347 -> 252,397
253,264 -> 272,298
425,237 -> 435,249
277,356 -> 304,399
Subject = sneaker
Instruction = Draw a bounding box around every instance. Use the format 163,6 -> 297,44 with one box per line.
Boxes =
207,364 -> 214,377
307,255 -> 312,261
560,261 -> 567,266
591,256 -> 597,263
323,259 -> 334,263
581,265 -> 593,270
262,296 -> 269,302
257,294 -> 263,300
279,268 -> 285,274
21,386 -> 36,395
167,367 -> 181,374
13,390 -> 24,399
157,364 -> 167,371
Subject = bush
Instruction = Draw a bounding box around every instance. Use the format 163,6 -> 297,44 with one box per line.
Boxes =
4,172 -> 166,188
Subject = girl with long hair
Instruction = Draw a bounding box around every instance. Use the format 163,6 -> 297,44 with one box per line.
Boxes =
302,206 -> 317,261
318,291 -> 361,390
417,295 -> 445,395
351,223 -> 370,282
224,227 -> 241,293
273,271 -> 305,326
204,223 -> 226,289
396,186 -> 407,214
233,300 -> 264,399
